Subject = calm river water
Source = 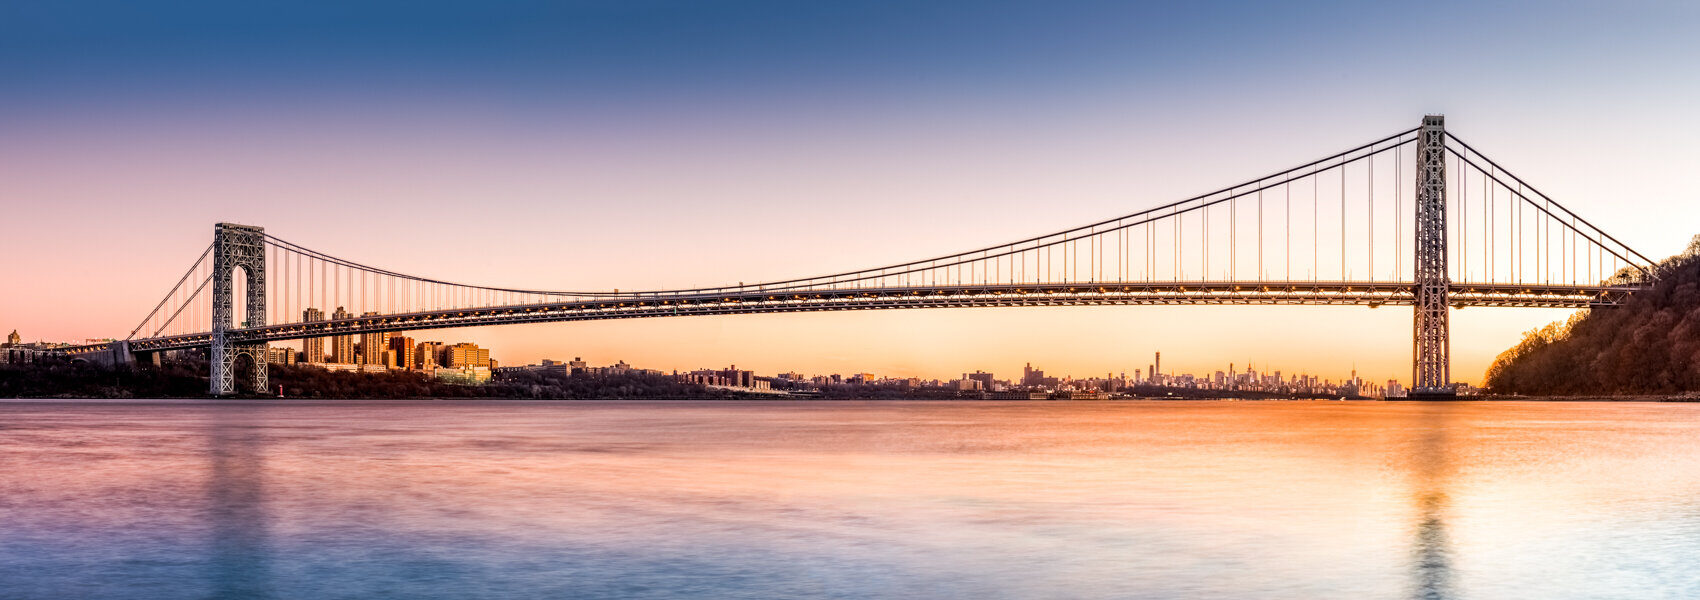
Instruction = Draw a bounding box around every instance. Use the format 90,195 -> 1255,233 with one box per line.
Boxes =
3,400 -> 1700,599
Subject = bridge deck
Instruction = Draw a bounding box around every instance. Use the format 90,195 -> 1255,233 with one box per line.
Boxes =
61,280 -> 1642,355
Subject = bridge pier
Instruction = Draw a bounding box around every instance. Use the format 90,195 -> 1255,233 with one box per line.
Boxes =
210,343 -> 268,395
1410,115 -> 1455,399
209,223 -> 269,396
109,340 -> 136,369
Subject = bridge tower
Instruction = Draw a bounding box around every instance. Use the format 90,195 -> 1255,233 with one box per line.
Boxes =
210,223 -> 268,396
1411,116 -> 1453,398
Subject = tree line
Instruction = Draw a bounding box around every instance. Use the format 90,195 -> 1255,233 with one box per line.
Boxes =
2,358 -> 747,399
1485,235 -> 1700,395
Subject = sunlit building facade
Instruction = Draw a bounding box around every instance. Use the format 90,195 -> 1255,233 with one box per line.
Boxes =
330,306 -> 354,363
301,307 -> 325,363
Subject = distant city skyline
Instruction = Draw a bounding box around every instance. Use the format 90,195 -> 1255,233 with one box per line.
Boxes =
1,321 -> 1412,393
6,2 -> 1699,385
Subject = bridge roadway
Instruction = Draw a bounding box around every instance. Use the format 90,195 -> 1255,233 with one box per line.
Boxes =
61,280 -> 1642,357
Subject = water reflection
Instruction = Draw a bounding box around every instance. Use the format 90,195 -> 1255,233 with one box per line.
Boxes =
205,406 -> 272,599
5,400 -> 1700,599
1407,404 -> 1458,600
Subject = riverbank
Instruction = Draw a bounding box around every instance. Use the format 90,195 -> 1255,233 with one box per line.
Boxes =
0,360 -> 751,400
1478,393 -> 1700,402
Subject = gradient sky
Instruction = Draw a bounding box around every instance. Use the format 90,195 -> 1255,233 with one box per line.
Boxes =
4,1 -> 1698,385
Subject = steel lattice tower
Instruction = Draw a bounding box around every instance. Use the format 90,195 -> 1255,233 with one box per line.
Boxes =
210,223 -> 269,395
1411,116 -> 1452,397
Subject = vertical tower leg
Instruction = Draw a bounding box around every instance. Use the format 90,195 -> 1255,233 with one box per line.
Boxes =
1411,116 -> 1454,399
211,336 -> 234,396
242,344 -> 269,392
209,223 -> 268,396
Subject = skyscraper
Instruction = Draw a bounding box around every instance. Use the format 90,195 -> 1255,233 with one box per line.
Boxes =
301,307 -> 325,363
330,306 -> 355,363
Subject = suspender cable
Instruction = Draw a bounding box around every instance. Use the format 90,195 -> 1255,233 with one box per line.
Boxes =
126,244 -> 214,340
1204,196 -> 1211,281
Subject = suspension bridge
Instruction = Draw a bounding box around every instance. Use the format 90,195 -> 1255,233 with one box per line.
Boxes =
58,116 -> 1657,398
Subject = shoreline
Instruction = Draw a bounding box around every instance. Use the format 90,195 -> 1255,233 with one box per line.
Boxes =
5,395 -> 1699,402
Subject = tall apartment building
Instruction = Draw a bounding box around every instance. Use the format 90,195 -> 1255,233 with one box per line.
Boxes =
330,306 -> 355,363
358,312 -> 390,366
301,307 -> 326,363
389,336 -> 416,371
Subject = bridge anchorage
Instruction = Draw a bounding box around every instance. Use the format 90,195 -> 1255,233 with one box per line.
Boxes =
65,116 -> 1656,397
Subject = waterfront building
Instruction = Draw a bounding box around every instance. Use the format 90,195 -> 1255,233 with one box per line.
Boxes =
389,336 -> 416,371
1,333 -> 47,365
989,390 -> 1050,400
444,342 -> 491,368
533,357 -> 587,375
680,366 -> 770,390
301,308 -> 325,363
416,341 -> 444,370
358,312 -> 390,366
330,307 -> 355,363
721,365 -> 754,387
1052,390 -> 1107,400
527,359 -> 571,375
265,346 -> 297,365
